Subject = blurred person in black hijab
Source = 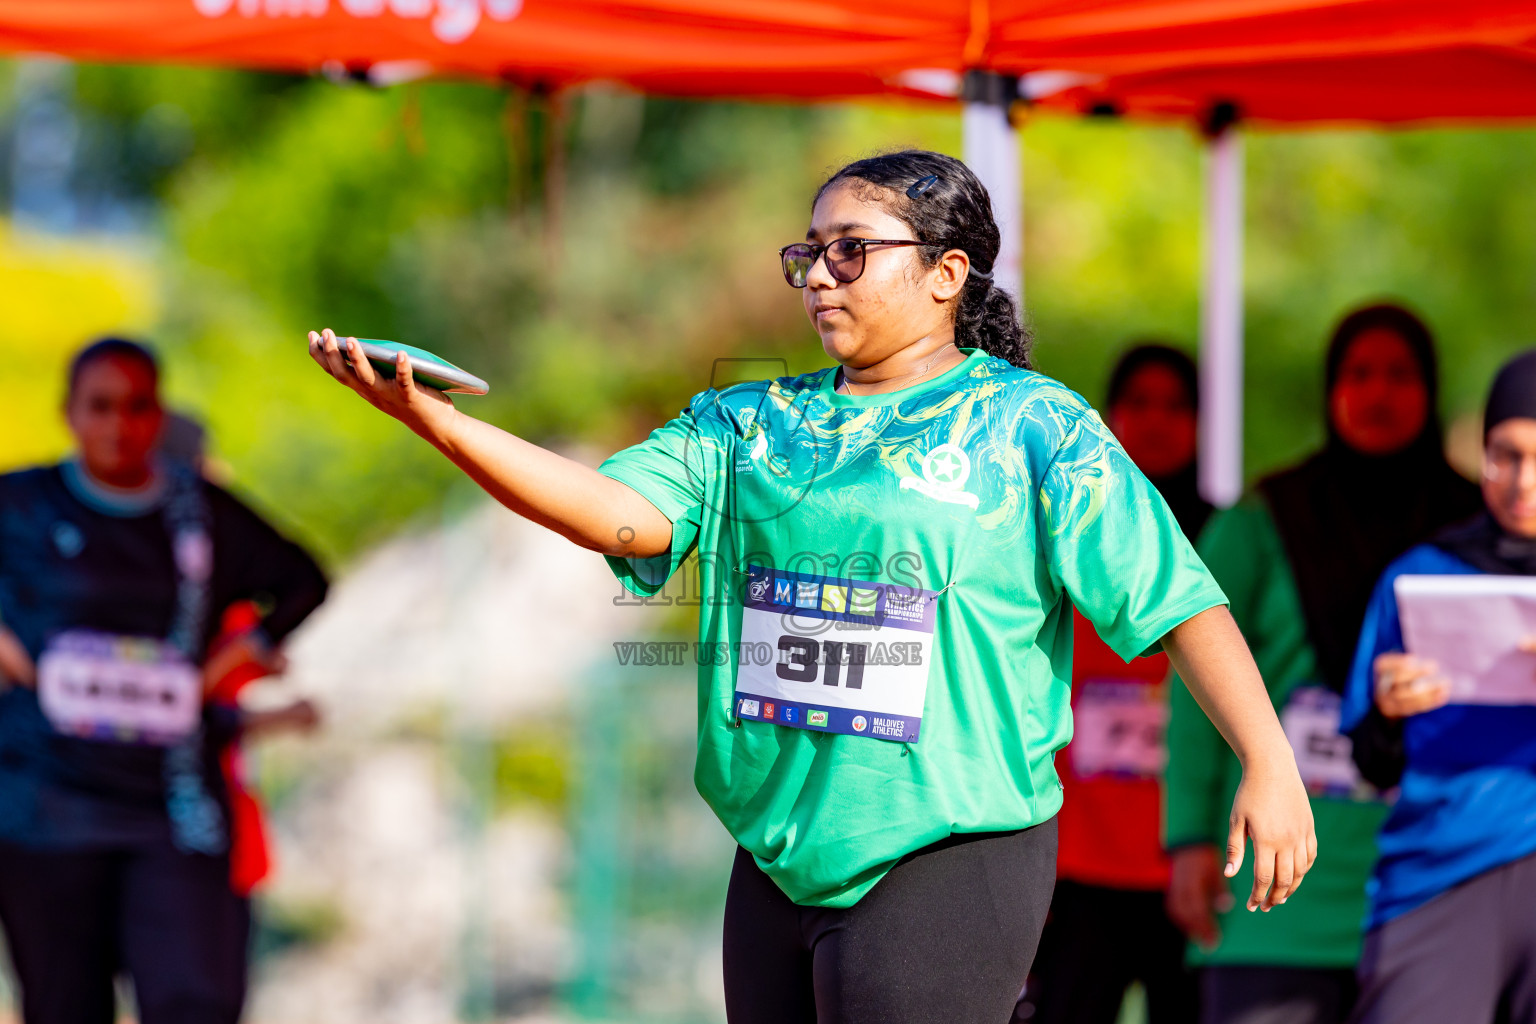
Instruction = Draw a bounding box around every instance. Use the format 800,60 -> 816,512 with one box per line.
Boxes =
1166,302 -> 1480,1024
1261,303 -> 1482,697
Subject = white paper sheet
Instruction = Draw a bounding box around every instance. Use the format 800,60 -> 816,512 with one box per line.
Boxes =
1395,574 -> 1536,705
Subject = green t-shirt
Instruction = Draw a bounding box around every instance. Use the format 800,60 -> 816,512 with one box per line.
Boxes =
600,347 -> 1226,907
1165,497 -> 1390,968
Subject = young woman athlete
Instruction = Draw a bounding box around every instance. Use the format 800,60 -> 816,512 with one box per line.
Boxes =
308,150 -> 1315,1024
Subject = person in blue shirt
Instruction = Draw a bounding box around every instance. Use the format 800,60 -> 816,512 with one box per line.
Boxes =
1341,348 -> 1536,1024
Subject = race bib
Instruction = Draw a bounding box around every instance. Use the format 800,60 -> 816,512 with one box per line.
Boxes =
37,630 -> 201,745
1070,679 -> 1167,778
734,565 -> 935,742
1281,685 -> 1377,801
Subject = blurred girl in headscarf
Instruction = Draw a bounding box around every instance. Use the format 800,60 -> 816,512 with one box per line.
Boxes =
1164,304 -> 1480,1024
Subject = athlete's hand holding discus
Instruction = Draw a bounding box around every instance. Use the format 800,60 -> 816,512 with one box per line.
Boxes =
307,150 -> 1314,1024
307,328 -> 673,559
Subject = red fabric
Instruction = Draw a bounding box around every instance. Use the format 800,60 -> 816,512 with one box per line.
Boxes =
1036,47 -> 1536,125
0,0 -> 955,100
1054,610 -> 1171,891
208,601 -> 273,897
222,745 -> 272,897
1,2 -> 1535,122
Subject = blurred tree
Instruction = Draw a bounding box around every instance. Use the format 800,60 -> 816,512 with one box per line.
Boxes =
2,59 -> 1534,564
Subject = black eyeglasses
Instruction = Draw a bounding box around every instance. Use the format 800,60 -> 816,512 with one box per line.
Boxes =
778,237 -> 947,288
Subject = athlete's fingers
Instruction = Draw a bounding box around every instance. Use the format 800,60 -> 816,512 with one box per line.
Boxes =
1306,829 -> 1318,871
396,346 -> 414,389
394,349 -> 415,400
344,336 -> 378,388
1286,840 -> 1310,899
320,329 -> 352,380
1248,842 -> 1274,912
307,331 -> 331,374
311,331 -> 347,383
1224,816 -> 1246,879
324,331 -> 377,403
1264,847 -> 1296,910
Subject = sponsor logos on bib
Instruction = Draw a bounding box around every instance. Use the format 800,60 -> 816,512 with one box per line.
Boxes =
734,564 -> 936,743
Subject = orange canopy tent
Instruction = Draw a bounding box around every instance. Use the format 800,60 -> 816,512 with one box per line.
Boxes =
3,0 -> 1534,500
1,1 -> 1534,118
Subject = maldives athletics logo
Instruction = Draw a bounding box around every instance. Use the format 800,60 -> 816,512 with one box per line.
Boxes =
900,443 -> 978,510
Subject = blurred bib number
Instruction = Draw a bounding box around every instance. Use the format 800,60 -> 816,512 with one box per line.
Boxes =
1281,686 -> 1379,801
733,565 -> 936,743
1071,679 -> 1168,778
38,631 -> 201,745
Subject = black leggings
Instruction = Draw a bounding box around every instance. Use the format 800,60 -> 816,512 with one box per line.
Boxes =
0,840 -> 250,1024
723,817 -> 1057,1024
1024,879 -> 1197,1024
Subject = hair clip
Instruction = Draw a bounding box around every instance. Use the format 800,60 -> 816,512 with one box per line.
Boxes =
906,175 -> 940,199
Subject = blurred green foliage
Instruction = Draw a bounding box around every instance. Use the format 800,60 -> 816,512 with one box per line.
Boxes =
492,723 -> 570,812
2,60 -> 1534,571
252,893 -> 348,959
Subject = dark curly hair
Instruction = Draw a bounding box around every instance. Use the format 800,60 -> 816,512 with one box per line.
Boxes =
814,150 -> 1032,369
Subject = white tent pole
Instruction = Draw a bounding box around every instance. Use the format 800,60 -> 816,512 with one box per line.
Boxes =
962,72 -> 1022,304
1199,121 -> 1244,507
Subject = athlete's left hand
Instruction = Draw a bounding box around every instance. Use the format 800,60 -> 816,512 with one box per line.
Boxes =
1226,756 -> 1316,913
1163,608 -> 1317,915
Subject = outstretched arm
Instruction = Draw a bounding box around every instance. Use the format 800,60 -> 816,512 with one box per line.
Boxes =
1162,606 -> 1316,913
309,329 -> 672,557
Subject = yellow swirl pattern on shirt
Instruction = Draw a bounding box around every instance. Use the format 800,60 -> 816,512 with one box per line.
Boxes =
717,355 -> 1130,548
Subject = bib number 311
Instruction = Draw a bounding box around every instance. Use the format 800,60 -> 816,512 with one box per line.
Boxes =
734,565 -> 936,743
